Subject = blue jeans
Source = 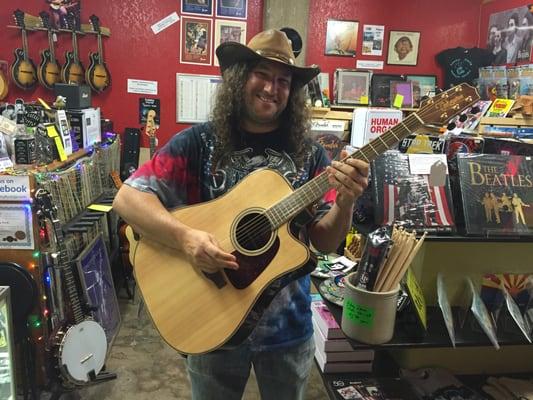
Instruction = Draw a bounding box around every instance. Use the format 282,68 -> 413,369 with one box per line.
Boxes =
186,337 -> 315,400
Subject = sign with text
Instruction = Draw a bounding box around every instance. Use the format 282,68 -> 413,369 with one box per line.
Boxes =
0,175 -> 31,201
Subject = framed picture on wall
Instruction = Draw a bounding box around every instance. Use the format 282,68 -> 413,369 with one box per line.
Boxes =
334,69 -> 371,105
406,74 -> 437,107
180,16 -> 212,65
214,20 -> 247,66
181,0 -> 213,16
387,30 -> 420,66
216,0 -> 247,19
325,19 -> 359,56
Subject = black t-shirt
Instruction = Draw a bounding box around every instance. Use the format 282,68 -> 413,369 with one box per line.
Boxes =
436,47 -> 494,88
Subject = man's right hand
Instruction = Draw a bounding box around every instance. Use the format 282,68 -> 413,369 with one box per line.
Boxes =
182,228 -> 239,273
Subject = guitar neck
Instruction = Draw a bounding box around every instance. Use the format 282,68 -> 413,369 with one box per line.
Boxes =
22,29 -> 29,62
266,112 -> 425,228
72,31 -> 80,62
97,33 -> 105,63
48,31 -> 56,63
149,136 -> 156,159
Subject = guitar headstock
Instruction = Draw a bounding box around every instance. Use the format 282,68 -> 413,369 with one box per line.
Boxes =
418,83 -> 480,125
89,15 -> 101,34
145,110 -> 159,138
34,188 -> 57,221
65,11 -> 78,32
39,11 -> 53,31
13,9 -> 26,29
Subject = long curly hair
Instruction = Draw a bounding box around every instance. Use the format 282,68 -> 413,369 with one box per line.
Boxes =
210,61 -> 311,169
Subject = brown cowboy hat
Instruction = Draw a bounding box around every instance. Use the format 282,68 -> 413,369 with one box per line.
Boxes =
216,29 -> 320,88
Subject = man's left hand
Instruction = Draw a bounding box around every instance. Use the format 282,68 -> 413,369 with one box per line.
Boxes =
326,150 -> 369,210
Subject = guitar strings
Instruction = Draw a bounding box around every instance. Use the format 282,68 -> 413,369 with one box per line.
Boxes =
223,87 -> 475,250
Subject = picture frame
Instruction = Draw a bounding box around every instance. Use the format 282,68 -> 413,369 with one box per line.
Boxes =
214,20 -> 247,66
216,0 -> 247,19
181,0 -> 213,16
387,30 -> 420,66
370,73 -> 405,107
406,74 -> 437,107
75,234 -> 121,352
334,69 -> 371,105
180,16 -> 212,65
325,19 -> 359,56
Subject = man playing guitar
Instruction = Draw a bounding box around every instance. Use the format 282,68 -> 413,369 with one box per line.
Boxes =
113,29 -> 368,400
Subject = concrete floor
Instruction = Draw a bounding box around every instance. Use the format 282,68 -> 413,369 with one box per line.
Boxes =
73,288 -> 330,400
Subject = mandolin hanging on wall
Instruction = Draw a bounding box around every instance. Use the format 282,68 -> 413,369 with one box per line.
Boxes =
86,15 -> 111,93
37,11 -> 62,90
61,12 -> 85,85
11,9 -> 38,90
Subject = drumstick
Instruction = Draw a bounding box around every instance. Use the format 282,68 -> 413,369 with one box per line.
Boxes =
378,231 -> 416,292
375,230 -> 408,292
385,232 -> 427,292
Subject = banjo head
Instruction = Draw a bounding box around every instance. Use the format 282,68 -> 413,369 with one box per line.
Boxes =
58,320 -> 107,384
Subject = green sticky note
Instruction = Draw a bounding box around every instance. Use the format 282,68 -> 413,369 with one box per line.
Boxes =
393,94 -> 404,108
344,298 -> 374,327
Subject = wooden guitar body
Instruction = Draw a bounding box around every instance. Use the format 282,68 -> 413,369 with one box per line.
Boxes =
0,70 -> 8,100
61,52 -> 84,84
86,53 -> 110,92
38,49 -> 61,90
134,169 -> 309,355
11,49 -> 37,90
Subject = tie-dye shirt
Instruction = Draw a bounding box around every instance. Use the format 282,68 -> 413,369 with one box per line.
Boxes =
125,122 -> 333,351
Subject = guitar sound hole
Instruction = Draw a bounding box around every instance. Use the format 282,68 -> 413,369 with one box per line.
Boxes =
235,212 -> 272,252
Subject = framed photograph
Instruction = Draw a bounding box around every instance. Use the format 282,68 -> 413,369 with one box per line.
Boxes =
214,20 -> 247,66
334,69 -> 371,105
325,19 -> 359,56
387,30 -> 420,66
216,0 -> 247,19
181,0 -> 213,16
75,234 -> 121,351
406,74 -> 437,107
180,17 -> 212,65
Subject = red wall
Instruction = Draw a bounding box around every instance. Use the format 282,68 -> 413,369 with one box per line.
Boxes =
0,0 -> 263,147
306,0 -> 481,97
0,1 -> 526,147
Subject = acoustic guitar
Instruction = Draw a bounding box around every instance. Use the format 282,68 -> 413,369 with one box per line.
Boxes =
0,64 -> 8,100
11,9 -> 38,90
130,83 -> 480,355
86,15 -> 110,93
38,11 -> 62,90
61,12 -> 85,84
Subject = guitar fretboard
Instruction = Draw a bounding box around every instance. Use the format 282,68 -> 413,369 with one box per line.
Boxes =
265,112 -> 425,228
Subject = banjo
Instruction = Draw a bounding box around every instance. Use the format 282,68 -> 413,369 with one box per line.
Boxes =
35,189 -> 107,386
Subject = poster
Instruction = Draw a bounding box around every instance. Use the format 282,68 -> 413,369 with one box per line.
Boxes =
362,24 -> 384,56
139,98 -> 160,124
487,5 -> 533,64
180,17 -> 212,65
176,73 -> 222,123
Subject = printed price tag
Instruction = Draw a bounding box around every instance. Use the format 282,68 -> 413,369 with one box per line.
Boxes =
393,94 -> 404,108
344,298 -> 374,327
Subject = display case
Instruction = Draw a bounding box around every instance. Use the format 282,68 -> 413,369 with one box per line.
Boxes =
0,287 -> 16,400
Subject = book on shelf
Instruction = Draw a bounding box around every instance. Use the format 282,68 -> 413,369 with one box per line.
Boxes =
310,298 -> 345,339
314,346 -> 373,373
313,327 -> 375,363
312,318 -> 353,352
